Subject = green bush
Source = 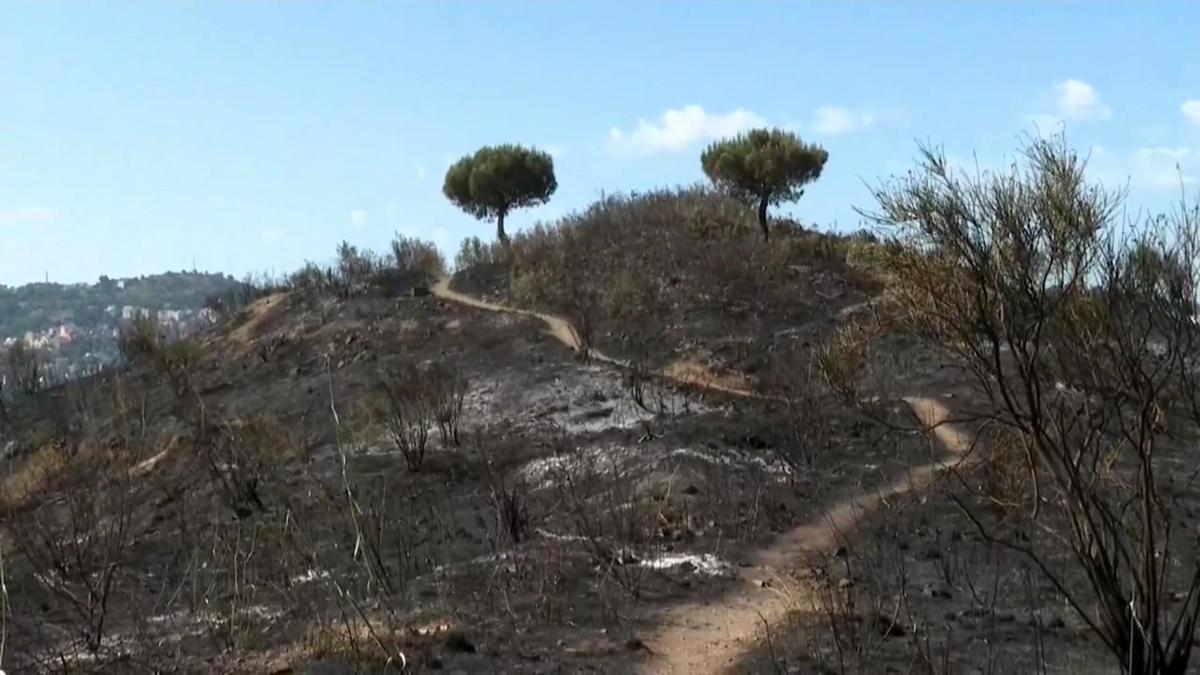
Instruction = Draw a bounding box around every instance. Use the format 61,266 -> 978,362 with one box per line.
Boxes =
389,234 -> 445,287
5,341 -> 44,394
118,313 -> 162,364
601,270 -> 657,321
153,338 -> 203,397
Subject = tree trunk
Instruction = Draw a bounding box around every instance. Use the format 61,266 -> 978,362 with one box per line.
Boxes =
496,210 -> 510,245
757,195 -> 770,242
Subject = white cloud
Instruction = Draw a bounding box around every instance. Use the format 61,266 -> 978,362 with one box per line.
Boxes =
1182,100 -> 1200,126
811,106 -> 877,136
415,163 -> 428,181
1132,147 -> 1195,187
350,209 -> 367,229
1089,145 -> 1196,189
1024,80 -> 1110,131
608,105 -> 765,154
0,206 -> 58,228
1054,79 -> 1111,121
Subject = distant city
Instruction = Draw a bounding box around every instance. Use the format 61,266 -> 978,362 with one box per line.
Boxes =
0,271 -> 243,385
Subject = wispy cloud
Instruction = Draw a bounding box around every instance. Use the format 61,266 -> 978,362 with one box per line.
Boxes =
608,105 -> 765,154
1026,79 -> 1111,129
1090,145 -> 1195,189
0,206 -> 59,228
810,106 -> 878,136
1132,147 -> 1195,187
1182,100 -> 1200,127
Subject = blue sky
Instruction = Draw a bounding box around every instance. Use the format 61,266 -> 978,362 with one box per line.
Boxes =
1,2 -> 1198,285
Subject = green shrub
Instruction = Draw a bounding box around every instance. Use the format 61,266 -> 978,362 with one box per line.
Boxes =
844,235 -> 897,287
153,338 -> 203,397
388,234 -> 445,287
118,313 -> 162,364
334,241 -> 383,298
5,341 -> 44,394
602,270 -> 657,321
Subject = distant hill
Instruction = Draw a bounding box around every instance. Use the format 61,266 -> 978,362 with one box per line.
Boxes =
0,271 -> 244,377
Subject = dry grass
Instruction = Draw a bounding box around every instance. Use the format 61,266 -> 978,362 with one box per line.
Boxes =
0,438 -> 73,512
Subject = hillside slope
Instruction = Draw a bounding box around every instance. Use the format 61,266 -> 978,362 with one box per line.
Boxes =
0,190 -> 1116,674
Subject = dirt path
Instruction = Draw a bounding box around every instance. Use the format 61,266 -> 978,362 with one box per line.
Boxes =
432,277 -> 593,360
641,397 -> 973,674
431,277 -> 976,674
432,277 -> 770,399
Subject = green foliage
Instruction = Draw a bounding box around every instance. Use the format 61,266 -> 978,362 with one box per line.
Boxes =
335,241 -> 383,298
843,232 -> 898,288
0,272 -> 238,351
454,236 -> 505,274
388,234 -> 446,287
5,341 -> 44,394
601,269 -> 657,321
152,337 -> 203,397
118,313 -> 162,364
816,320 -> 872,403
443,144 -> 557,242
701,128 -> 829,240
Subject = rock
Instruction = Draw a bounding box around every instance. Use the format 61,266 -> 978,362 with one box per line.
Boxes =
578,406 -> 615,420
743,434 -> 770,450
444,630 -> 476,654
837,578 -> 854,590
867,613 -> 906,638
624,638 -> 649,652
922,583 -> 953,600
754,579 -> 771,589
919,547 -> 942,561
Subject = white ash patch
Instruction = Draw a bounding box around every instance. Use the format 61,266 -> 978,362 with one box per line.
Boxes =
518,442 -> 652,490
669,446 -> 794,480
290,569 -> 331,584
468,368 -> 705,436
640,552 -> 735,578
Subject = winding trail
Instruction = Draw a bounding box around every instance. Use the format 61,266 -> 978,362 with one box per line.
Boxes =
641,397 -> 973,674
431,276 -> 977,674
432,277 -> 770,399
